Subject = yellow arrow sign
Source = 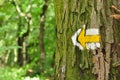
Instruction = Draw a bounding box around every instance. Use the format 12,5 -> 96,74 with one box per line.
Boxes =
78,28 -> 100,49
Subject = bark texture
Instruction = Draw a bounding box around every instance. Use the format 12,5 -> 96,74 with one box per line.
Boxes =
54,0 -> 120,80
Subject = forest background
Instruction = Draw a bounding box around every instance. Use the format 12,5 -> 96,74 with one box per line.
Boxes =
0,0 -> 55,80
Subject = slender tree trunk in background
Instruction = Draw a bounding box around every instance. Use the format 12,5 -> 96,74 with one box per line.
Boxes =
12,0 -> 32,66
54,0 -> 120,80
17,17 -> 31,66
14,48 -> 18,64
39,0 -> 48,69
17,16 -> 31,66
5,50 -> 10,64
17,18 -> 24,66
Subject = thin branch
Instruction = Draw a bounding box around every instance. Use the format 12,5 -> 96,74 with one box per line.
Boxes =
26,0 -> 33,12
11,0 -> 32,36
12,0 -> 25,17
110,14 -> 120,19
112,5 -> 120,13
12,0 -> 32,21
110,5 -> 120,19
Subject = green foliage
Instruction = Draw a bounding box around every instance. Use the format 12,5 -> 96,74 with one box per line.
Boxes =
0,66 -> 25,80
0,66 -> 49,80
0,0 -> 55,79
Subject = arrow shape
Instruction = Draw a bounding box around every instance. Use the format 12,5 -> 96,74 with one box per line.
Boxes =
78,28 -> 100,49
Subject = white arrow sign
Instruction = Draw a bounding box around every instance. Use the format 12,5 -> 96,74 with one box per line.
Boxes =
71,25 -> 100,50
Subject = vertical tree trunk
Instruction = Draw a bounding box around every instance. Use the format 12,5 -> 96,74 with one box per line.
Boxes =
17,17 -> 30,66
17,18 -> 24,66
5,50 -> 10,64
14,48 -> 18,63
54,0 -> 120,80
39,0 -> 48,69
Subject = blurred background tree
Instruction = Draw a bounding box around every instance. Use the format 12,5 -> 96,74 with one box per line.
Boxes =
0,0 -> 55,80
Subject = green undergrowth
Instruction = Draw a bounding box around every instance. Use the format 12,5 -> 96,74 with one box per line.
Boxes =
0,65 -> 54,80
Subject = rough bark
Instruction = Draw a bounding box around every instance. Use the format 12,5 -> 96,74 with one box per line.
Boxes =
54,0 -> 120,80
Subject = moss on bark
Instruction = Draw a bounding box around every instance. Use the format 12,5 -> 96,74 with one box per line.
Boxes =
54,0 -> 120,80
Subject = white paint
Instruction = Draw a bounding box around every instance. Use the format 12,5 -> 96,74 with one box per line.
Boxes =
71,29 -> 84,50
83,24 -> 86,29
86,28 -> 100,50
86,29 -> 99,35
86,42 -> 100,50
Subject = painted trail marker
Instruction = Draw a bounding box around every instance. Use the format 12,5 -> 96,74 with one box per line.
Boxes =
71,25 -> 100,50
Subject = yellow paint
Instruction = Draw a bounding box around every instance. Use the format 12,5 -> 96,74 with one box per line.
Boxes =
78,28 -> 100,49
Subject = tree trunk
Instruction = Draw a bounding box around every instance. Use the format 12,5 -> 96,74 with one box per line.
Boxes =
54,0 -> 120,80
39,0 -> 48,69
